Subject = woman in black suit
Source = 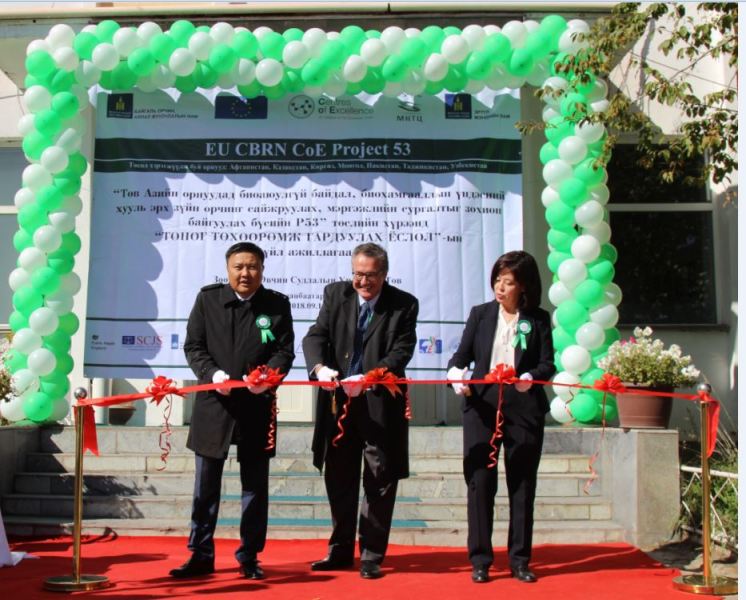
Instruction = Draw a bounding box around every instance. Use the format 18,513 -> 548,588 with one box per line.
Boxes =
447,251 -> 555,584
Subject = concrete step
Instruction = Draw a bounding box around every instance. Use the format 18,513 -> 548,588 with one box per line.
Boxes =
12,469 -> 601,499
1,515 -> 626,546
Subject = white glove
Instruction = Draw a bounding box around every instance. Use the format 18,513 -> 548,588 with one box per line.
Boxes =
242,375 -> 270,395
515,372 -> 533,392
212,369 -> 231,396
316,365 -> 339,390
341,374 -> 365,398
447,366 -> 470,396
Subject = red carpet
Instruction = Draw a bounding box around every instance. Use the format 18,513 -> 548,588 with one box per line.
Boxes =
4,535 -> 708,599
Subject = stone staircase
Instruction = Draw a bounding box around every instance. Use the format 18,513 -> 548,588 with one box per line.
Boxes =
1,425 -> 630,546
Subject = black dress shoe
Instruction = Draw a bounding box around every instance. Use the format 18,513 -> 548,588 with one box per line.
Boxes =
310,556 -> 354,571
471,565 -> 489,583
511,566 -> 537,583
241,560 -> 265,580
169,555 -> 215,578
360,560 -> 382,579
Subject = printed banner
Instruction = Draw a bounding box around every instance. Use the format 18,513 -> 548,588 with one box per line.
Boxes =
85,88 -> 523,378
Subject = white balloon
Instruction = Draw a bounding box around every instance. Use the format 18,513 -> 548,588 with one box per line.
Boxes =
588,78 -> 609,101
0,394 -> 28,422
22,164 -> 52,191
47,24 -> 76,49
583,221 -> 612,244
405,27 -> 421,38
557,258 -> 588,289
526,60 -> 550,87
169,48 -> 196,77
402,69 -> 427,95
558,136 -> 588,164
112,27 -> 140,57
14,188 -> 35,210
8,267 -> 31,292
550,396 -> 575,423
53,46 -> 79,71
604,282 -> 623,306
575,200 -> 605,228
75,60 -> 101,87
464,79 -> 485,95
70,84 -> 89,110
253,26 -> 274,41
255,58 -> 283,87
575,121 -> 605,143
27,39 -> 51,56
326,31 -> 340,41
571,234 -> 601,263
322,71 -> 346,98
441,35 -> 469,64
29,306 -> 59,336
283,40 -> 310,70
232,59 -> 256,85
137,21 -> 162,43
575,322 -> 605,350
541,186 -> 560,208
462,24 -> 486,50
19,247 -> 47,272
500,67 -> 526,89
552,371 -> 581,401
559,28 -> 590,54
55,128 -> 82,156
360,38 -> 387,67
501,20 -> 527,48
589,184 -> 610,205
91,43 -> 120,71
81,25 -> 97,34
542,159 -> 573,188
40,146 -> 69,174
589,303 -> 619,329
567,19 -> 591,33
136,76 -> 159,93
590,99 -> 610,113
22,86 -> 52,113
11,369 -> 39,395
548,281 -> 573,306
541,76 -> 568,108
188,31 -> 214,61
561,344 -> 591,375
12,328 -> 42,354
60,195 -> 83,217
302,28 -> 327,57
59,272 -> 82,295
45,289 -> 74,315
17,114 -> 36,137
151,64 -> 176,89
210,22 -> 235,44
342,55 -> 367,83
423,53 -> 448,81
215,72 -> 235,90
380,26 -> 406,53
381,81 -> 403,98
524,20 -> 540,33
542,105 -> 561,122
27,347 -> 56,376
49,210 -> 76,234
484,25 -> 501,36
33,225 -> 62,253
49,398 -> 70,422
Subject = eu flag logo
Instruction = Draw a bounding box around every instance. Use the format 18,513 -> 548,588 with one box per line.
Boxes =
215,96 -> 268,119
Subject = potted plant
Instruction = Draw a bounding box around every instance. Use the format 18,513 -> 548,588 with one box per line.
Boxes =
598,326 -> 700,428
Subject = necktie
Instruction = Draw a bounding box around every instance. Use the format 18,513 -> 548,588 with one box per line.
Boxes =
358,302 -> 371,331
348,302 -> 371,376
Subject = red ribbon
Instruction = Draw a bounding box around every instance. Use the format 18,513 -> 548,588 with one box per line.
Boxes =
146,375 -> 184,405
145,376 -> 184,469
265,392 -> 279,451
332,394 -> 352,448
485,364 -> 516,469
245,365 -> 286,389
697,389 -> 720,457
79,405 -> 99,456
593,373 -> 627,395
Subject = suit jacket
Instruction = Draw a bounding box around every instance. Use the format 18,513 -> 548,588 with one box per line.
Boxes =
448,301 -> 555,427
184,284 -> 295,460
303,281 -> 419,479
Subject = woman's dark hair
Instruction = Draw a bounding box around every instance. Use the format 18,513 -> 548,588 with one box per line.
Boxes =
225,242 -> 265,264
489,250 -> 542,310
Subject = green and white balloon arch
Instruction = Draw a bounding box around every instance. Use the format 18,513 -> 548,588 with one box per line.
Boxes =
4,17 -> 621,426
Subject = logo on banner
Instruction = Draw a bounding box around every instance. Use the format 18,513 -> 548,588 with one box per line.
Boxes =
107,94 -> 133,119
171,334 -> 180,349
288,95 -> 315,118
122,335 -> 162,348
215,96 -> 268,119
397,99 -> 423,123
444,93 -> 472,119
419,337 -> 443,354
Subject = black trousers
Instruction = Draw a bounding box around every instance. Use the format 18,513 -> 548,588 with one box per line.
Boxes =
323,399 -> 398,565
463,407 -> 544,569
188,452 -> 270,564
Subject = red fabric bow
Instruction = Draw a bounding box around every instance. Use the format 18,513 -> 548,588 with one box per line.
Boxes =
593,373 -> 627,395
145,376 -> 184,469
485,363 -> 516,469
146,376 -> 184,405
484,364 -> 517,384
362,367 -> 403,397
245,366 -> 286,388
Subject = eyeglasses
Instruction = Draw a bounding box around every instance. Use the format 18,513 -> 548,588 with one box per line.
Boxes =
352,271 -> 382,282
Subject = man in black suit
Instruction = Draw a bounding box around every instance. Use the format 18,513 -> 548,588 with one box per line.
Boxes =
303,243 -> 418,579
170,242 -> 294,580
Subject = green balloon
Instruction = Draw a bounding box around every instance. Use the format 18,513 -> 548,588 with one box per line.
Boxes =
22,130 -> 53,161
604,327 -> 621,345
420,25 -> 445,52
365,30 -> 381,39
209,45 -> 238,74
168,20 -> 195,45
99,71 -> 114,91
424,79 -> 444,95
524,30 -> 553,60
73,32 -> 99,60
381,55 -> 408,82
128,48 -> 156,77
18,203 -> 48,232
547,227 -> 578,252
5,349 -> 28,372
25,73 -> 49,89
48,249 -> 75,274
345,81 -> 363,96
53,172 -> 82,197
35,109 -> 62,137
175,74 -> 198,93
443,26 -> 462,36
319,40 -> 348,70
508,47 -> 534,77
361,67 -> 385,94
193,63 -> 219,88
283,28 -> 304,43
26,50 -> 56,78
545,116 -> 574,145
560,92 -> 589,119
588,259 -> 615,285
51,92 -> 79,120
399,38 -> 428,68
443,66 -> 467,92
559,178 -> 588,207
263,83 -> 286,100
570,392 -> 597,423
340,25 -> 366,52
30,267 -> 61,295
547,250 -> 571,274
44,330 -> 72,353
49,70 -> 76,94
591,348 -> 608,364
149,33 -> 177,63
301,58 -> 329,87
237,80 -> 262,99
574,279 -> 605,307
60,232 -> 82,255
540,14 -> 568,44
482,33 -> 511,64
259,32 -> 285,61
13,229 -> 33,252
574,158 -> 606,186
545,200 -> 574,229
112,62 -> 138,90
96,20 -> 120,43
233,30 -> 258,58
282,70 -> 305,93
55,353 -> 74,375
58,312 -> 80,336
601,399 -> 618,421
67,153 -> 88,177
572,71 -> 596,96
465,51 -> 492,80
551,52 -> 573,78
23,391 -> 54,423
12,286 -> 44,313
556,299 -> 588,330
539,142 -> 559,165
195,25 -> 210,34
552,326 -> 575,352
8,310 -> 29,332
580,367 -> 605,387
40,371 -> 70,399
554,350 -> 563,371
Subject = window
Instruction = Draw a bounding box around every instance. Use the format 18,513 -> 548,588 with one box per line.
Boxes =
606,143 -> 716,325
0,147 -> 24,329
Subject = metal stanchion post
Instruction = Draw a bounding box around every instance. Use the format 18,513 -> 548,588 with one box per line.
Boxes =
43,388 -> 111,592
673,383 -> 737,595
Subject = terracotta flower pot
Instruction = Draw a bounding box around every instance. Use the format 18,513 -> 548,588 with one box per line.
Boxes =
616,385 -> 674,429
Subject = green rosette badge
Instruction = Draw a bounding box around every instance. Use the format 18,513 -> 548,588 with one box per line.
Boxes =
512,320 -> 532,350
256,315 -> 276,344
